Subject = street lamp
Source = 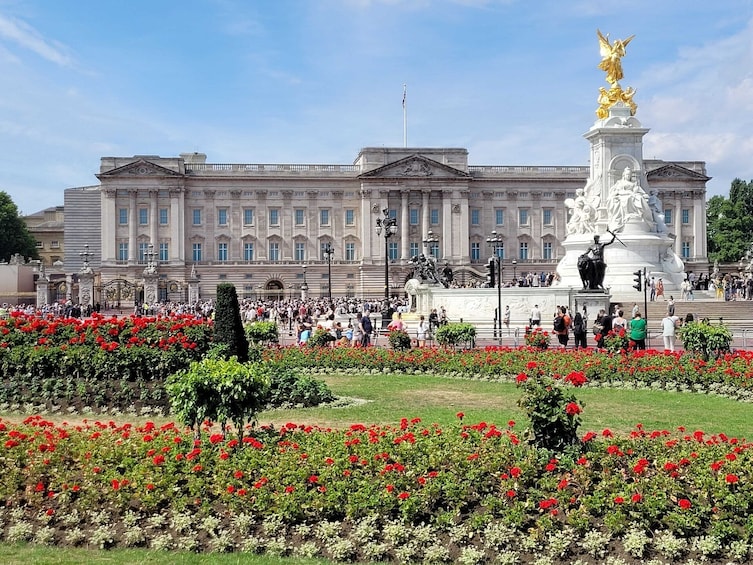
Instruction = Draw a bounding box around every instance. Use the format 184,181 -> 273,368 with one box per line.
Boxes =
422,230 -> 439,258
512,259 -> 518,285
486,231 -> 504,340
300,264 -> 308,300
322,242 -> 334,302
375,209 -> 398,300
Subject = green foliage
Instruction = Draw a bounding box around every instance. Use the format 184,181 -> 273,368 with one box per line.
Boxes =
524,327 -> 551,348
706,183 -> 753,263
265,363 -> 335,408
387,329 -> 412,351
0,191 -> 38,262
434,322 -> 476,348
677,320 -> 733,361
603,328 -> 630,353
244,320 -> 279,346
213,283 -> 249,362
166,356 -> 270,439
306,327 -> 335,348
516,364 -> 583,453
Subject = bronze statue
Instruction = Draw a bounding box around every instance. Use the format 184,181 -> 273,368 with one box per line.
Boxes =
578,231 -> 617,290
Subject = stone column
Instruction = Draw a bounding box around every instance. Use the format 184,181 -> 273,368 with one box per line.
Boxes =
400,190 -> 410,260
129,190 -> 138,263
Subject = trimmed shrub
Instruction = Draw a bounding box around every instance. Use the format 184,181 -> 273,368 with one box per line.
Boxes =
214,283 -> 249,362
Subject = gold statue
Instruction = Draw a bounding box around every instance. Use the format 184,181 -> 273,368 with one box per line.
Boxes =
597,30 -> 635,87
595,30 -> 637,118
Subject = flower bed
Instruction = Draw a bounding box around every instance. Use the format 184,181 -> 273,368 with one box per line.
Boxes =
0,414 -> 751,563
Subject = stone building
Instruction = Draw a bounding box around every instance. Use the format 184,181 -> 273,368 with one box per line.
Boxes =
23,206 -> 65,267
62,147 -> 708,305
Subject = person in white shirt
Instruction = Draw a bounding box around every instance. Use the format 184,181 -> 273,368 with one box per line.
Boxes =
661,315 -> 678,352
530,305 -> 541,327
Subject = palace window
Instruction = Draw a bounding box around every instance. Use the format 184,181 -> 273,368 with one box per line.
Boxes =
192,209 -> 201,225
495,209 -> 504,226
345,242 -> 355,261
388,241 -> 398,261
138,242 -> 149,262
470,242 -> 480,261
345,209 -> 355,226
295,242 -> 305,261
471,209 -> 480,226
269,209 -> 280,226
192,243 -> 202,262
519,241 -> 529,260
682,241 -> 691,258
118,242 -> 128,261
159,242 -> 168,262
295,209 -> 305,226
269,242 -> 280,261
542,241 -> 553,260
118,208 -> 128,225
217,242 -> 228,262
430,209 -> 439,225
243,242 -> 254,261
159,208 -> 168,225
409,242 -> 419,258
243,208 -> 254,225
410,208 -> 419,225
682,209 -> 690,224
218,208 -> 228,226
139,208 -> 148,225
664,209 -> 672,225
320,209 -> 330,226
543,209 -> 553,226
519,209 -> 529,226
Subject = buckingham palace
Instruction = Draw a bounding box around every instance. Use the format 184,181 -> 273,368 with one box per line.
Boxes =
62,146 -> 709,304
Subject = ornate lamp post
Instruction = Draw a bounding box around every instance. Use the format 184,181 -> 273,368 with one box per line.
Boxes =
512,259 -> 518,285
422,230 -> 439,257
486,231 -> 504,340
300,264 -> 309,300
375,209 -> 398,300
322,242 -> 334,302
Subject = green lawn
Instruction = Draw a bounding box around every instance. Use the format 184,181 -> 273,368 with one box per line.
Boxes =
259,373 -> 753,439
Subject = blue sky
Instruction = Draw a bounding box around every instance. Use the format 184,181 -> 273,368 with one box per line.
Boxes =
0,0 -> 752,215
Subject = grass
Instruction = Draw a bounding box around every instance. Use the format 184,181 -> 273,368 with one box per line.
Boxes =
259,373 -> 753,438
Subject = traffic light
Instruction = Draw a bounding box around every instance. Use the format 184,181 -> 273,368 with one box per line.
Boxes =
633,269 -> 643,292
486,258 -> 496,287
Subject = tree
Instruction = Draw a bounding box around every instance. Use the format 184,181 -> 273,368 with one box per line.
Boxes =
706,180 -> 753,263
0,191 -> 38,263
213,283 -> 249,362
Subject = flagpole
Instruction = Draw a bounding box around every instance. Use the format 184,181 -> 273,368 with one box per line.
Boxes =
402,84 -> 407,148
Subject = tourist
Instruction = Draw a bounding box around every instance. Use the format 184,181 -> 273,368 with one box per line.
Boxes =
628,311 -> 646,350
530,304 -> 541,327
502,305 -> 511,336
572,311 -> 588,349
351,313 -> 364,347
612,309 -> 627,332
417,315 -> 429,347
553,306 -> 570,349
661,313 -> 677,352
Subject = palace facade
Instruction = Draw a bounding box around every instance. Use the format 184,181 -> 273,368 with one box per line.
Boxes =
62,147 -> 709,304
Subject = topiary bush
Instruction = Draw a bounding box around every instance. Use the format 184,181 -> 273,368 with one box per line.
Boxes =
214,283 -> 249,362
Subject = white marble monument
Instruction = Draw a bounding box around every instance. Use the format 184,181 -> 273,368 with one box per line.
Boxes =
555,32 -> 684,293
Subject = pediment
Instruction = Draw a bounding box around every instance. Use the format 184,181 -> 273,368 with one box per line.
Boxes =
359,154 -> 470,179
97,158 -> 183,179
646,163 -> 710,182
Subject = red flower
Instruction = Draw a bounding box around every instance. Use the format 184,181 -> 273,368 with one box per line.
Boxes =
398,491 -> 410,500
456,412 -> 464,420
565,402 -> 581,416
614,496 -> 625,504
631,493 -> 643,503
725,473 -> 740,484
678,498 -> 692,510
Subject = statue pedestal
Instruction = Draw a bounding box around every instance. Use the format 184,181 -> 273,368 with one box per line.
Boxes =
556,231 -> 684,293
78,272 -> 94,309
143,274 -> 158,306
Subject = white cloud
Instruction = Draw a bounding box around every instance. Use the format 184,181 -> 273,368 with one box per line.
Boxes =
0,13 -> 71,66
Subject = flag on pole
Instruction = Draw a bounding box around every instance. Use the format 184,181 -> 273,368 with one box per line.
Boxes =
402,84 -> 406,109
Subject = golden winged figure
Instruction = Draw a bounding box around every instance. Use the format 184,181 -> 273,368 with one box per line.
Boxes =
597,29 -> 635,86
